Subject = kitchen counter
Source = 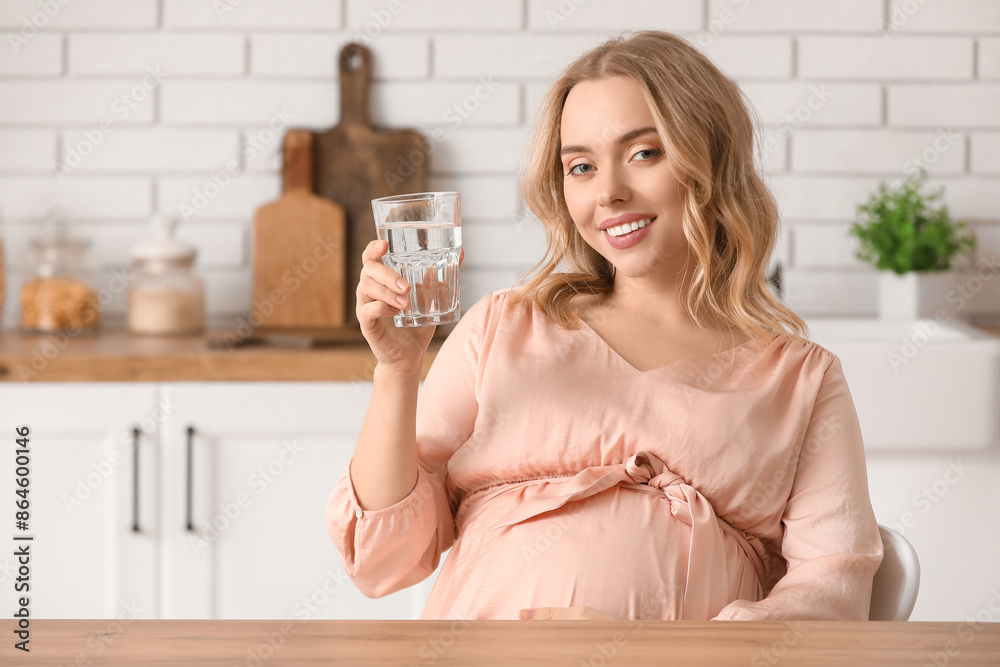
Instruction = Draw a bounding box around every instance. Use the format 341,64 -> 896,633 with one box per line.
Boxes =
0,327 -> 441,382
2,619 -> 998,666
0,322 -> 996,383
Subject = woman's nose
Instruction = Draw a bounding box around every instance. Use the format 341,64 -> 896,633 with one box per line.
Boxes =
595,165 -> 630,207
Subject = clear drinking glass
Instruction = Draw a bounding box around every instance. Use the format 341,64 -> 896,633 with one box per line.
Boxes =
371,191 -> 462,327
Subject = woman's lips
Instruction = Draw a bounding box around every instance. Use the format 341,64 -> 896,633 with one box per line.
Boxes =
604,218 -> 654,250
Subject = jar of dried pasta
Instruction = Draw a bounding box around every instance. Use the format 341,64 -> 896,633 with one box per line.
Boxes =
127,215 -> 205,336
20,220 -> 100,334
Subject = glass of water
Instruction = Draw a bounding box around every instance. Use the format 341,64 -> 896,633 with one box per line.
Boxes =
370,191 -> 462,327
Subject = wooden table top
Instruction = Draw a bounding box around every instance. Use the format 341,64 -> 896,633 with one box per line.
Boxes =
2,619 -> 999,666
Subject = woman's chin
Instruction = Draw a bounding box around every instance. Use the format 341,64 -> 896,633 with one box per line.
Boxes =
609,257 -> 679,282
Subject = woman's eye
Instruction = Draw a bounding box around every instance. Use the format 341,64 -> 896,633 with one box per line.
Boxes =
633,148 -> 662,161
567,163 -> 593,176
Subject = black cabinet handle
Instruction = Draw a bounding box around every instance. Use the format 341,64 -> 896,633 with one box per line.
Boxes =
185,425 -> 195,531
131,427 -> 141,533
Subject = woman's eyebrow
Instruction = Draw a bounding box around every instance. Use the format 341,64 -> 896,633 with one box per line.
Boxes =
559,126 -> 658,157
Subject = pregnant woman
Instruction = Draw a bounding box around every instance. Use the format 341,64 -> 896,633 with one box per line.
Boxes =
326,30 -> 883,621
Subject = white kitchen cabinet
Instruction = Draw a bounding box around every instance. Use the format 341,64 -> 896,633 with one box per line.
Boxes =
0,382 -> 439,621
0,384 -> 162,619
160,382 -> 437,620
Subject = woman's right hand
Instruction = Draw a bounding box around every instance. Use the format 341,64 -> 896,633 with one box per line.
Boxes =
356,239 -> 435,374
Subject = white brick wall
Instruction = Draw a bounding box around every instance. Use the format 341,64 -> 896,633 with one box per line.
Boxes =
0,1 -> 159,29
1,0 -> 999,329
250,33 -> 429,78
346,0 -> 521,31
706,0 -> 884,33
798,37 -> 973,81
529,0 -> 702,32
164,0 -> 342,30
981,38 -> 1000,79
69,33 -> 247,75
886,0 -> 1000,34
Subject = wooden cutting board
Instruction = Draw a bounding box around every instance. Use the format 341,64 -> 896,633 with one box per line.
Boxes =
251,130 -> 346,329
313,43 -> 429,328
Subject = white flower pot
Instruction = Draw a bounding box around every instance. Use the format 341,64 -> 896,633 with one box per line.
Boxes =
879,270 -> 961,320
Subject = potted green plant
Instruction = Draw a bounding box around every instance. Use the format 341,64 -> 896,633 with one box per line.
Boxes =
849,170 -> 975,320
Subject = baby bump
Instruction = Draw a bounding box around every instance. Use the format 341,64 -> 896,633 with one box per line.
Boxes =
465,485 -> 693,620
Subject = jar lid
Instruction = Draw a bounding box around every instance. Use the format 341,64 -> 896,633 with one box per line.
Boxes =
132,215 -> 196,263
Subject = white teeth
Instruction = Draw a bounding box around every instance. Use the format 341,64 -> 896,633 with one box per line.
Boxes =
607,218 -> 651,237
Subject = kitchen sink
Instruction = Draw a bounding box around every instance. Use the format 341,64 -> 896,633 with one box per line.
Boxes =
804,318 -> 1000,450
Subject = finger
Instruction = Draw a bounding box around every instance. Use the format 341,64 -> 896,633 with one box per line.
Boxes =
357,299 -> 401,329
359,262 -> 411,297
358,278 -> 409,311
361,239 -> 389,264
520,608 -> 558,620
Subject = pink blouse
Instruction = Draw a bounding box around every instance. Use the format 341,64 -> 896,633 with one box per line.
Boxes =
326,289 -> 884,620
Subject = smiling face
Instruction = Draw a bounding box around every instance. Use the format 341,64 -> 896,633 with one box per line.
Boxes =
559,76 -> 692,285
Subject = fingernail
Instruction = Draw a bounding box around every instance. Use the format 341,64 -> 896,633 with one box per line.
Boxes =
396,279 -> 408,290
396,296 -> 408,306
520,609 -> 535,620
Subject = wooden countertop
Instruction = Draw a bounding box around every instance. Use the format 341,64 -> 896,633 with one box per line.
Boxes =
0,321 -> 997,383
0,327 -> 441,382
2,619 -> 998,666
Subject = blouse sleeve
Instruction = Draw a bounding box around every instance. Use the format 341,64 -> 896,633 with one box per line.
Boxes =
712,354 -> 885,621
324,293 -> 490,598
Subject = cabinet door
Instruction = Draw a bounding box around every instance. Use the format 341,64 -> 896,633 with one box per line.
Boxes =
161,382 -> 439,620
0,383 -> 161,619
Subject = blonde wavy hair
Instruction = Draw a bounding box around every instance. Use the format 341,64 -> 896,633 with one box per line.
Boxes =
509,30 -> 807,345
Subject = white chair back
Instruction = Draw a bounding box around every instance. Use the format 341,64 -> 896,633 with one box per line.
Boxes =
869,523 -> 920,621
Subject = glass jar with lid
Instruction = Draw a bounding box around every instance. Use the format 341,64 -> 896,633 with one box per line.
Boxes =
127,215 -> 205,336
20,211 -> 101,334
